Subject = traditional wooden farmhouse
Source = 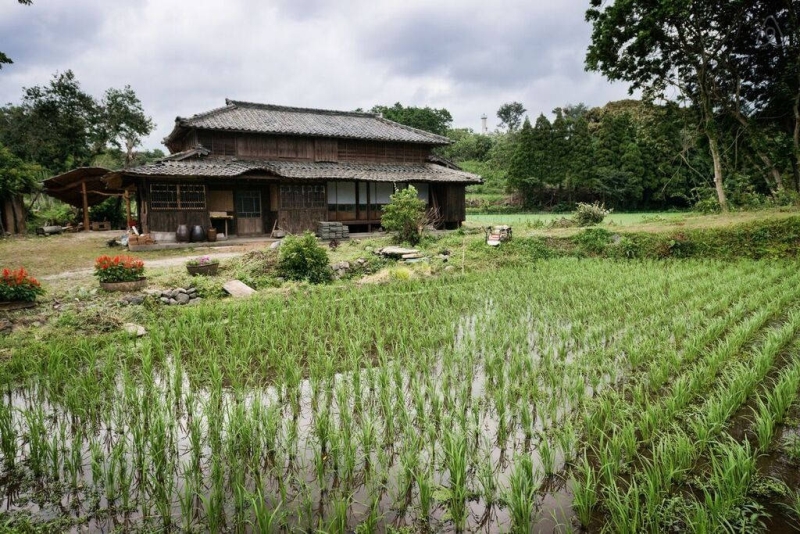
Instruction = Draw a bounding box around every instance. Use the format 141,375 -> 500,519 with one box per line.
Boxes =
46,100 -> 481,237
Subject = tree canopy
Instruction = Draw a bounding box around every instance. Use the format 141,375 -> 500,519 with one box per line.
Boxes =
0,143 -> 41,202
585,0 -> 800,210
497,102 -> 526,132
0,70 -> 154,174
369,103 -> 452,136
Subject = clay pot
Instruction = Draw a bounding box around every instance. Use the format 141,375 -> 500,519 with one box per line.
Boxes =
190,225 -> 205,243
176,224 -> 190,243
207,228 -> 218,242
187,263 -> 219,276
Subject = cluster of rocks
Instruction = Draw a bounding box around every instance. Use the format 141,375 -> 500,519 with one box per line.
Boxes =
158,287 -> 201,305
119,295 -> 145,306
332,258 -> 367,278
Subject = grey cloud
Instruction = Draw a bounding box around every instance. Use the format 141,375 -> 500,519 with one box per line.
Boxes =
0,0 -> 631,151
0,1 -> 105,71
360,5 -> 591,90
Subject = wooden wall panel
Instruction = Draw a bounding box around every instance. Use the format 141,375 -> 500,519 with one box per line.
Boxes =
338,140 -> 430,163
237,217 -> 263,235
314,138 -> 339,162
207,190 -> 234,212
278,208 -> 327,234
234,134 -> 315,160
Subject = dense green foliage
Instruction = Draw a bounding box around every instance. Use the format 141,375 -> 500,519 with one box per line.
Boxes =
380,185 -> 427,245
585,0 -> 800,210
277,232 -> 333,284
496,101 -> 526,132
0,143 -> 41,202
448,97 -> 800,212
89,197 -> 126,228
368,103 -> 452,137
512,216 -> 800,262
0,70 -> 154,175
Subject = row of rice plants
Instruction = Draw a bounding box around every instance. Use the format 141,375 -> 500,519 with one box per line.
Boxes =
1,258 -> 796,532
578,305 -> 800,532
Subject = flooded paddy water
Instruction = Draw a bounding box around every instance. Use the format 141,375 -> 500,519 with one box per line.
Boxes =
2,259 -> 800,532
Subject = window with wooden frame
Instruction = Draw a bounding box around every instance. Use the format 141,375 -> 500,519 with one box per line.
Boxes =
149,184 -> 207,210
235,191 -> 262,218
279,184 -> 326,210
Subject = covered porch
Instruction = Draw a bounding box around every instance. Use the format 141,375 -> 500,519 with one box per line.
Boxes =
43,167 -> 132,230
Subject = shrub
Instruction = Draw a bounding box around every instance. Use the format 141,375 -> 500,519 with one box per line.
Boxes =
0,267 -> 44,302
772,189 -> 800,207
277,232 -> 333,284
94,255 -> 145,283
573,228 -> 613,254
381,186 -> 427,245
549,217 -> 577,229
35,203 -> 75,226
573,202 -> 611,226
89,197 -> 125,228
694,197 -> 721,214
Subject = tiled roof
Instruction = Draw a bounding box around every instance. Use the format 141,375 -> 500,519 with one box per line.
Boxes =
164,100 -> 451,145
121,159 -> 481,184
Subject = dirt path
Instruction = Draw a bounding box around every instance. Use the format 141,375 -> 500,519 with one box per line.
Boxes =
41,251 -> 247,280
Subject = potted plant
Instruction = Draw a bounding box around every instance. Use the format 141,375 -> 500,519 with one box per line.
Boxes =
186,255 -> 219,276
0,267 -> 45,310
94,255 -> 146,291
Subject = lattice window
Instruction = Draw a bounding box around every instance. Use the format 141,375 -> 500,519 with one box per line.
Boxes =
280,184 -> 326,209
150,184 -> 206,210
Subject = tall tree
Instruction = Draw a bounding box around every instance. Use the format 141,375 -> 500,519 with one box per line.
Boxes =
506,118 -> 539,203
0,142 -> 40,233
369,103 -> 452,136
0,70 -> 99,173
100,86 -> 155,166
585,0 -> 749,210
497,102 -> 527,132
0,0 -> 32,70
0,71 -> 154,174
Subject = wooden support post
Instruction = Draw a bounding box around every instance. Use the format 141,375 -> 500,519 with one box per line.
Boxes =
81,181 -> 90,231
125,191 -> 132,228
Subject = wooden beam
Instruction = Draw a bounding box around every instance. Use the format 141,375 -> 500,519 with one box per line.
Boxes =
81,181 -> 90,231
125,191 -> 132,228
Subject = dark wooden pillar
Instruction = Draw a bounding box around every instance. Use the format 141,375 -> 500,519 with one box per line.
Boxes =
125,191 -> 132,228
81,181 -> 90,231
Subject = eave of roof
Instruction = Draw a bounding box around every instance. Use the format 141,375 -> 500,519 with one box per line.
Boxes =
117,159 -> 482,184
43,167 -> 126,207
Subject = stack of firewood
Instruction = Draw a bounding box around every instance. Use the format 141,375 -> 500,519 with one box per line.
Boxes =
128,234 -> 155,246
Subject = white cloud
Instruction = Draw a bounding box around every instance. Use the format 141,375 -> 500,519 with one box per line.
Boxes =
0,0 -> 632,150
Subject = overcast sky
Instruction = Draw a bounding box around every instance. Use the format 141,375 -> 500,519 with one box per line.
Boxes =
0,0 -> 632,151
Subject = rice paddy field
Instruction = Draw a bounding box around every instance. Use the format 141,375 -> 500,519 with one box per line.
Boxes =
3,257 -> 800,532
